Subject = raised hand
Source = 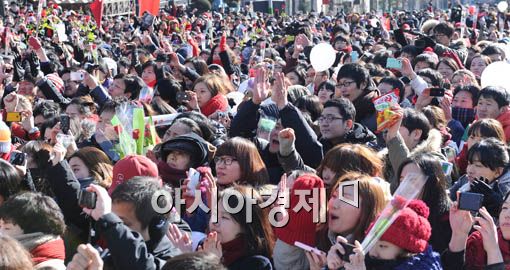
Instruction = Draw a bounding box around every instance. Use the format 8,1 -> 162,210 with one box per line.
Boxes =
67,244 -> 104,270
271,72 -> 288,110
278,128 -> 296,156
201,231 -> 223,259
166,223 -> 193,253
474,207 -> 503,264
82,184 -> 112,221
252,67 -> 270,105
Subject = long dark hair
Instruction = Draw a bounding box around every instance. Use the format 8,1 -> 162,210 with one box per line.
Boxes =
397,153 -> 450,231
218,185 -> 274,258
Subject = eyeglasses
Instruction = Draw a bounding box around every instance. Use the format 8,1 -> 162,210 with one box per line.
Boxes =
336,81 -> 356,88
318,115 -> 343,123
214,156 -> 238,165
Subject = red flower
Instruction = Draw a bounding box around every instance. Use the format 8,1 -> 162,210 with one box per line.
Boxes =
391,195 -> 407,210
132,129 -> 140,140
113,125 -> 122,134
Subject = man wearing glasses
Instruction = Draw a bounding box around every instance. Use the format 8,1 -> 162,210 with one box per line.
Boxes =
431,22 -> 468,65
318,98 -> 377,153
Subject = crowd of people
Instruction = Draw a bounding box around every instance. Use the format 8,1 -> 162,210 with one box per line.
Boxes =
2,0 -> 510,269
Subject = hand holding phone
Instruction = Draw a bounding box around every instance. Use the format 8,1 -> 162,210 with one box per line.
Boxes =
336,241 -> 356,262
78,189 -> 97,209
70,71 -> 84,81
429,88 -> 446,97
386,58 -> 402,69
458,192 -> 484,212
294,241 -> 323,256
187,168 -> 201,197
60,114 -> 70,134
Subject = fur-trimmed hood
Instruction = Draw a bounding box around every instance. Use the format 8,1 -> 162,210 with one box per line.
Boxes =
411,128 -> 443,156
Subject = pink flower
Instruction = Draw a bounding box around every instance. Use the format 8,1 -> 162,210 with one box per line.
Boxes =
391,195 -> 407,210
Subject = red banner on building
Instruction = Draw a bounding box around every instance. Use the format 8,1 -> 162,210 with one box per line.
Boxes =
139,0 -> 161,16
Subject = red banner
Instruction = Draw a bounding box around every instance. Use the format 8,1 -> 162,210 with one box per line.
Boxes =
139,0 -> 161,17
90,0 -> 104,29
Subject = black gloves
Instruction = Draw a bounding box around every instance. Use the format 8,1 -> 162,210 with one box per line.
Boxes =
470,178 -> 504,217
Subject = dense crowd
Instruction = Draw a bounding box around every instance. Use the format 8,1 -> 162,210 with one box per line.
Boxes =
2,0 -> 510,269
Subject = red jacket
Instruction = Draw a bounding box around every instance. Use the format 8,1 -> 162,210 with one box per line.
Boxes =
497,107 -> 510,143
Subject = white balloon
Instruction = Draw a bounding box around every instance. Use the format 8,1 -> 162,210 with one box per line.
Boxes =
498,1 -> 508,12
481,61 -> 510,91
310,43 -> 336,72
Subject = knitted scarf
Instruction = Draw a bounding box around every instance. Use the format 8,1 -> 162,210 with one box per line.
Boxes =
221,235 -> 249,266
199,94 -> 229,117
15,232 -> 65,265
157,160 -> 187,187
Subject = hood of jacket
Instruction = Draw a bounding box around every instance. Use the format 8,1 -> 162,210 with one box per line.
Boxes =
411,128 -> 444,157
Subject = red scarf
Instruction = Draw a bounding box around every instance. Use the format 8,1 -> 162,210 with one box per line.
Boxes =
200,94 -> 229,117
157,160 -> 188,187
222,235 -> 249,266
147,80 -> 157,88
30,238 -> 66,265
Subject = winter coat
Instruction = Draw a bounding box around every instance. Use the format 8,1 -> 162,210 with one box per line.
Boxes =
466,228 -> 510,270
497,108 -> 510,143
393,245 -> 443,270
230,100 -> 323,183
15,233 -> 66,270
441,228 -> 508,270
97,213 -> 181,270
277,122 -> 378,174
450,170 -> 510,203
382,128 -> 446,191
352,89 -> 378,133
272,239 -> 309,270
434,39 -> 469,65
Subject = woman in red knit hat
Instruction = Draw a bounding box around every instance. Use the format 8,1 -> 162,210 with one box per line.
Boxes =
327,199 -> 443,270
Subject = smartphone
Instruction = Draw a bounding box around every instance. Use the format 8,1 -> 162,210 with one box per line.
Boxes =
458,192 -> 484,212
9,152 -> 27,166
5,112 -> 21,122
336,241 -> 356,262
176,92 -> 190,103
187,168 -> 201,197
294,241 -> 323,256
351,51 -> 359,63
70,72 -> 84,81
60,114 -> 70,134
429,88 -> 446,97
286,35 -> 295,42
441,161 -> 453,176
78,189 -> 97,209
386,58 -> 402,69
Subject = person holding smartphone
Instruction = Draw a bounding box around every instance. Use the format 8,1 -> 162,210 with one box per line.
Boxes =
442,196 -> 507,270
328,200 -> 442,270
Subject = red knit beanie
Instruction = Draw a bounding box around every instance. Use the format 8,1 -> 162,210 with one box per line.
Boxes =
275,174 -> 324,246
369,199 -> 431,253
